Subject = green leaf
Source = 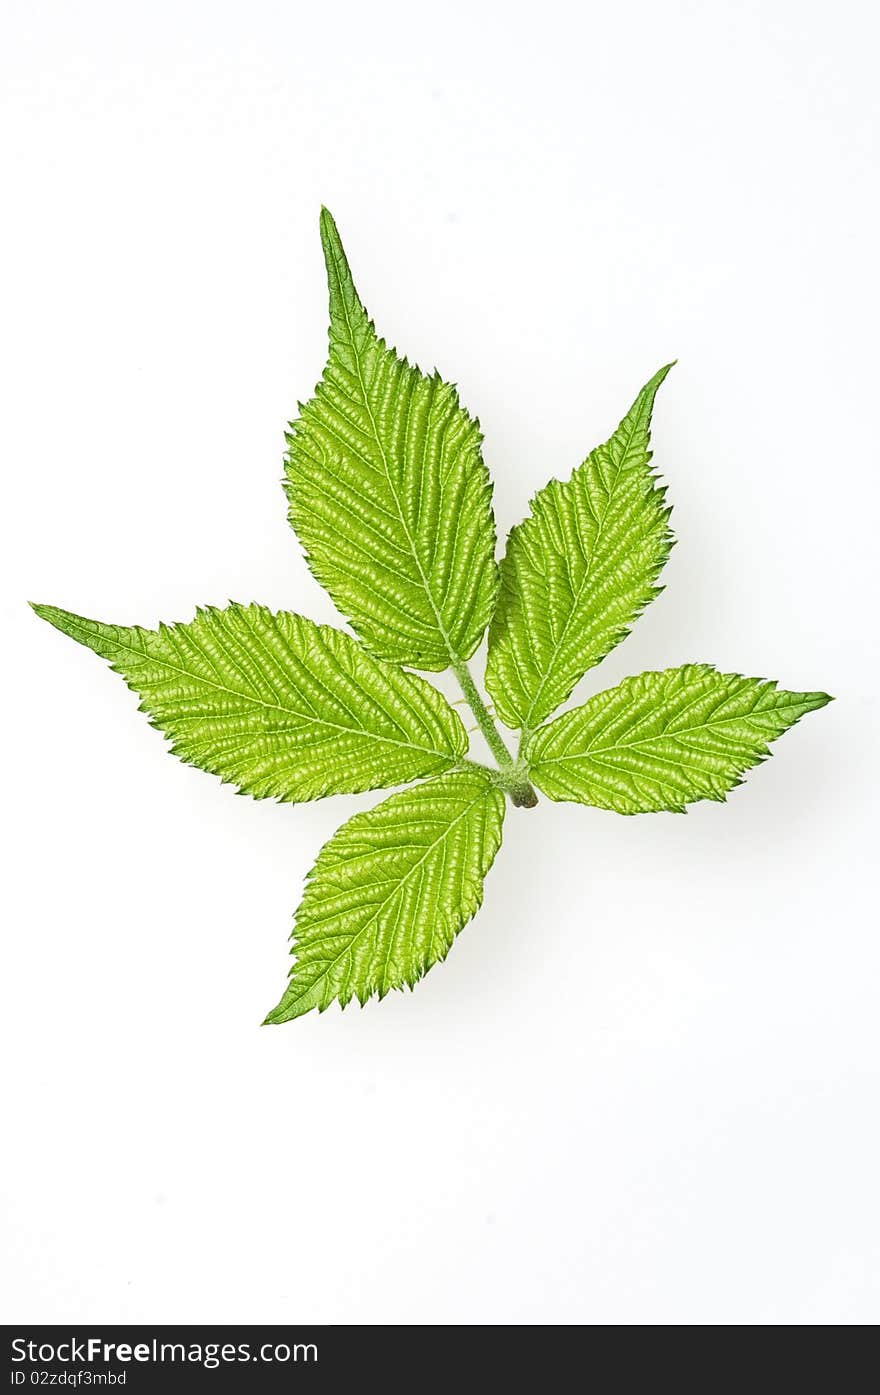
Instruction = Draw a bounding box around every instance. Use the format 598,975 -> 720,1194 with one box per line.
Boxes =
264,768 -> 505,1022
486,366 -> 674,731
284,209 -> 499,671
525,665 -> 831,813
33,602 -> 467,801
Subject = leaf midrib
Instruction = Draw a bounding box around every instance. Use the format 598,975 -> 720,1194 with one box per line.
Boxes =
535,704 -> 808,763
57,613 -> 458,762
284,781 -> 491,1012
324,239 -> 463,670
521,398 -> 653,730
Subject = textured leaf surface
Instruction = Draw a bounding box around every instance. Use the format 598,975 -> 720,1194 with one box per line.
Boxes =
265,769 -> 505,1022
526,665 -> 830,813
33,602 -> 467,800
486,366 -> 674,730
284,209 -> 498,671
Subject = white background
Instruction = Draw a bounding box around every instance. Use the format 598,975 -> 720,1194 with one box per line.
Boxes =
2,0 -> 878,1325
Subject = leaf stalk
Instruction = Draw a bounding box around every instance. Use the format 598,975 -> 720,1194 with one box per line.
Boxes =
451,658 -> 538,808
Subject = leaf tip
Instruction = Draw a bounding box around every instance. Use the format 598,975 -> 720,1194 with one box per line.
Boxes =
262,998 -> 291,1026
319,205 -> 344,263
30,601 -> 66,631
318,206 -> 363,325
809,691 -> 834,711
650,360 -> 677,391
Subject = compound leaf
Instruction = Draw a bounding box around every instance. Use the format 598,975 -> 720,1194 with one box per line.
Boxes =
486,366 -> 674,731
284,209 -> 498,671
264,768 -> 505,1022
33,602 -> 467,801
525,665 -> 830,813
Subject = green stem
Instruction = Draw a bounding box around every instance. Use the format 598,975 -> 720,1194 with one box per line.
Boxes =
451,659 -> 512,766
451,658 -> 538,808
